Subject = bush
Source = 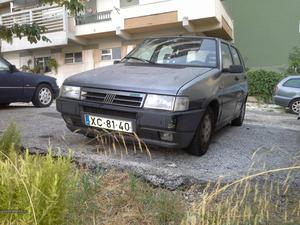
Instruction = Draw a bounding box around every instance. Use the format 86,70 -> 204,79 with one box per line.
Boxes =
247,70 -> 285,102
0,122 -> 21,158
287,47 -> 300,74
0,123 -> 78,225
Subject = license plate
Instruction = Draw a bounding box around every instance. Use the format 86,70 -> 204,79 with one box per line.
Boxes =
84,114 -> 133,133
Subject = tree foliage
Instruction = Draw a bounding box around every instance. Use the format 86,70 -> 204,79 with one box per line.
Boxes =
0,0 -> 83,44
287,47 -> 300,74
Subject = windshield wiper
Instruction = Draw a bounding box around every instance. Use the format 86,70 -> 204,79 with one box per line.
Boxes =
124,56 -> 156,64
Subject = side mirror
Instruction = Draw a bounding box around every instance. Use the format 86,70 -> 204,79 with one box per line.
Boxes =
225,65 -> 244,73
113,60 -> 120,64
9,65 -> 17,73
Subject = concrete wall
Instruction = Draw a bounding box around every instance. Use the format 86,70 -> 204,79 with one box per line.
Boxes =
223,0 -> 300,72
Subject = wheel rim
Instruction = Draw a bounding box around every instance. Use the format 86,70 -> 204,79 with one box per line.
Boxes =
200,114 -> 212,144
38,87 -> 52,105
291,100 -> 300,114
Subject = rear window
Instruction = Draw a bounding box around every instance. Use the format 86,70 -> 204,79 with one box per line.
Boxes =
283,78 -> 300,88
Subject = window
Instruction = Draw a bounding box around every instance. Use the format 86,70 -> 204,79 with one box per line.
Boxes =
230,46 -> 242,66
221,43 -> 233,69
35,57 -> 51,73
283,78 -> 300,88
125,38 -> 217,67
65,52 -> 82,64
101,48 -> 121,61
0,59 -> 9,72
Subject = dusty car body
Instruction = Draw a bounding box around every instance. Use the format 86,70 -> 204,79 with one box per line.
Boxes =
56,37 -> 248,156
273,76 -> 300,114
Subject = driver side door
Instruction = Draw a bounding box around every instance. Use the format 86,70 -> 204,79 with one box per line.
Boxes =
0,60 -> 24,103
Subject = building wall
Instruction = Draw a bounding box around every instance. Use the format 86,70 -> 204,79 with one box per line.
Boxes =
224,0 -> 300,71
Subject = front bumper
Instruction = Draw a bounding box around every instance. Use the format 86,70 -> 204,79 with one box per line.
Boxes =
56,97 -> 205,148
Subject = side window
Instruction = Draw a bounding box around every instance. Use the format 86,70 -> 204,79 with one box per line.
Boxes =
283,78 -> 300,88
221,43 -> 233,70
230,46 -> 242,66
0,60 -> 9,72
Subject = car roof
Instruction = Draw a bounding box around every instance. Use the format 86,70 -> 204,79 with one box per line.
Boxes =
145,36 -> 230,44
285,75 -> 300,79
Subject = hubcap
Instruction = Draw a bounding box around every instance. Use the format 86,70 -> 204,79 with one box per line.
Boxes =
201,114 -> 212,144
292,100 -> 300,114
38,88 -> 52,105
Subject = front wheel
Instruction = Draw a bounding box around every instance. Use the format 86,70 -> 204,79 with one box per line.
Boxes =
289,98 -> 300,115
32,84 -> 54,108
187,108 -> 213,156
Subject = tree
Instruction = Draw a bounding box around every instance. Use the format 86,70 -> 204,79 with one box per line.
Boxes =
287,47 -> 300,74
0,0 -> 83,44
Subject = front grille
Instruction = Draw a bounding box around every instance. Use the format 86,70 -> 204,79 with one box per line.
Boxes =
83,106 -> 137,119
81,88 -> 145,108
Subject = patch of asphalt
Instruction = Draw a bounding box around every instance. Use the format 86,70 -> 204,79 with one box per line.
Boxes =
0,103 -> 299,189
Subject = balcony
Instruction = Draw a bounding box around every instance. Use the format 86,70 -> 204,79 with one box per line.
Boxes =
74,0 -> 233,41
75,10 -> 112,25
0,4 -> 72,52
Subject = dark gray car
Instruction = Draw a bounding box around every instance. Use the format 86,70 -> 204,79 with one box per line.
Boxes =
273,76 -> 300,114
56,37 -> 248,156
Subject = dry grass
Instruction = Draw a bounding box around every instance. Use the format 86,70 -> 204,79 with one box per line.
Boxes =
77,128 -> 152,159
182,147 -> 300,225
73,170 -> 186,225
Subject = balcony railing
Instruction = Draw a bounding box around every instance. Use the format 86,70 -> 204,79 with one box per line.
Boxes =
0,5 -> 66,33
75,10 -> 112,25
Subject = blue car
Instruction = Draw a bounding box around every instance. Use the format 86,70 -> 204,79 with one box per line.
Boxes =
0,57 -> 59,107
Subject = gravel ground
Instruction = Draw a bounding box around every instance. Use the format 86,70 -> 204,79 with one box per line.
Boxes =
0,102 -> 299,189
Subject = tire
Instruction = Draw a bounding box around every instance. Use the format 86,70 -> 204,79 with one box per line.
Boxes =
187,108 -> 214,156
289,98 -> 300,115
231,101 -> 246,126
32,84 -> 54,108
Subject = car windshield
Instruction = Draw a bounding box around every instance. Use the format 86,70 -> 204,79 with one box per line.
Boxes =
124,38 -> 217,67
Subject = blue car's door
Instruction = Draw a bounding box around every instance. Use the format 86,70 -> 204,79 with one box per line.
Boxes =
0,59 -> 24,103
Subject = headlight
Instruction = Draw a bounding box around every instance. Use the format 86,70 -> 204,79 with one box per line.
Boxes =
59,85 -> 81,99
144,94 -> 189,111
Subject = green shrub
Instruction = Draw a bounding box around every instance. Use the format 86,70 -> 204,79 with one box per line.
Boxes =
0,150 -> 78,225
0,123 -> 79,225
247,70 -> 285,102
0,122 -> 21,158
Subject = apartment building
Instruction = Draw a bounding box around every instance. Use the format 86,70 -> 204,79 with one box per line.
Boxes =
0,0 -> 233,85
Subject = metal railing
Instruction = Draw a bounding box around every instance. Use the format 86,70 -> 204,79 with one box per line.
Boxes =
75,10 -> 112,25
0,5 -> 67,33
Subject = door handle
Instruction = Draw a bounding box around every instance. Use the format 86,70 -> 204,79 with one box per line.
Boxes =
234,76 -> 240,81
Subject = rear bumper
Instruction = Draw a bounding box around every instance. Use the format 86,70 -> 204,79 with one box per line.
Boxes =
56,97 -> 205,148
273,95 -> 291,107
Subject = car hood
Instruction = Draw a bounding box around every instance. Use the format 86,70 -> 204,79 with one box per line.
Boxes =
64,63 -> 213,95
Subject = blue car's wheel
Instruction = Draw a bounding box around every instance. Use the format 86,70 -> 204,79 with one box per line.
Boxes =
32,84 -> 53,108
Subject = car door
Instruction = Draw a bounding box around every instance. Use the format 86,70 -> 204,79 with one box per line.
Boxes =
230,46 -> 247,115
219,42 -> 239,122
0,59 -> 24,103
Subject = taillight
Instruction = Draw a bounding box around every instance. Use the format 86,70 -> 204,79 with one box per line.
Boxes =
274,85 -> 279,94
